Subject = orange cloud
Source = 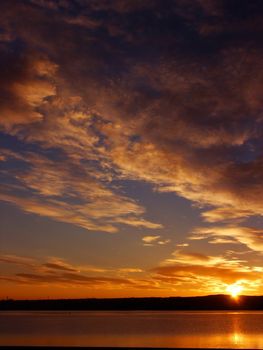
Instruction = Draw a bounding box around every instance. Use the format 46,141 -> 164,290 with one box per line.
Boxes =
2,1 -> 263,234
191,226 -> 263,252
0,151 -> 161,232
152,263 -> 261,285
0,254 -> 36,268
142,235 -> 170,246
201,207 -> 253,223
0,49 -> 57,131
1,252 -> 263,297
162,249 -> 246,268
0,254 -> 157,295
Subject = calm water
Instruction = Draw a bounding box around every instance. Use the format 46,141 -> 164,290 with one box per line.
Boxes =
1,310 -> 263,348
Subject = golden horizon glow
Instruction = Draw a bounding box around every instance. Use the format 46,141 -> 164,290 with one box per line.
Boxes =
226,283 -> 243,300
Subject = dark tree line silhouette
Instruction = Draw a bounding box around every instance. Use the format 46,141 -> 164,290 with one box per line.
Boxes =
1,295 -> 263,311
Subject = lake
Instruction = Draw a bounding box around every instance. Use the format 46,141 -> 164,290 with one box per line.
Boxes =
1,310 -> 263,348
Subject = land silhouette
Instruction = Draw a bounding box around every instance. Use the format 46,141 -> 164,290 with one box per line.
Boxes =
1,295 -> 263,311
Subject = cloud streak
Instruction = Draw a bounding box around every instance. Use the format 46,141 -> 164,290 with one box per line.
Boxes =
0,150 -> 161,232
191,226 -> 263,252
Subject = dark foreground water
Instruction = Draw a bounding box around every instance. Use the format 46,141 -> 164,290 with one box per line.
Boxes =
1,311 -> 263,348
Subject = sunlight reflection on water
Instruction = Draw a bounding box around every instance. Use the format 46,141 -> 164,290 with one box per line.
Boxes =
1,310 -> 263,348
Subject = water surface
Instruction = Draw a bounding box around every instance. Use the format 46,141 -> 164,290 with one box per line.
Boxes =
1,310 -> 263,348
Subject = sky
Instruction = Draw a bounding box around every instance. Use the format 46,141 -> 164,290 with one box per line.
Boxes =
1,0 -> 263,299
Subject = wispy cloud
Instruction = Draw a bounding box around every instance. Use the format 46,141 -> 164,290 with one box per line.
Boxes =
162,249 -> 246,268
0,151 -> 161,233
0,254 -> 155,292
151,247 -> 263,294
142,235 -> 170,246
191,226 -> 263,252
0,254 -> 36,268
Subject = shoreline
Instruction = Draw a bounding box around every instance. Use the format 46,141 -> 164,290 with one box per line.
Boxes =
1,295 -> 262,311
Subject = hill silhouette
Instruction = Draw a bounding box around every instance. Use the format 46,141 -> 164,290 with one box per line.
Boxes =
1,295 -> 263,311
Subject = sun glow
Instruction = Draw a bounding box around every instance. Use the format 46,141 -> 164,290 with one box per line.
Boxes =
226,283 -> 243,299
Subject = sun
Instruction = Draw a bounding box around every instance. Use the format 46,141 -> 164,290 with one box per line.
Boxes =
226,283 -> 243,299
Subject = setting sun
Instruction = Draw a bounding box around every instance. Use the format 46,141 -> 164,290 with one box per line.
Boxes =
226,284 -> 243,299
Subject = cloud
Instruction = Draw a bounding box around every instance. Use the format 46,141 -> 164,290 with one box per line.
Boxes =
1,1 -> 262,212
14,272 -> 134,286
0,192 -> 117,233
1,251 -> 263,296
169,250 -> 211,263
157,239 -> 171,245
1,1 -> 263,255
148,247 -> 263,294
153,263 -> 260,284
142,236 -> 160,244
0,46 -> 56,132
162,249 -> 245,268
142,235 -> 170,246
0,254 -> 36,268
0,254 -> 132,287
208,237 -> 239,245
114,217 -> 162,229
152,245 -> 263,290
118,268 -> 143,273
0,253 -> 157,292
191,226 -> 263,252
0,151 -> 161,233
151,261 -> 263,295
42,262 -> 79,273
201,207 -> 253,223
